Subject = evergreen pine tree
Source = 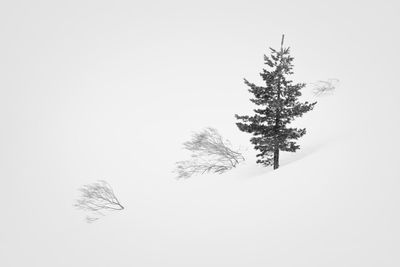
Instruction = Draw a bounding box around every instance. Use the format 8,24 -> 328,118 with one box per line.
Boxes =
235,35 -> 316,170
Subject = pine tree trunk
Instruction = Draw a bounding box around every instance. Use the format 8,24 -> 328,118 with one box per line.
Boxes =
273,148 -> 279,169
272,34 -> 285,171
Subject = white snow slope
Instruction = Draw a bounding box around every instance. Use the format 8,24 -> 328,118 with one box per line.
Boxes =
1,1 -> 400,267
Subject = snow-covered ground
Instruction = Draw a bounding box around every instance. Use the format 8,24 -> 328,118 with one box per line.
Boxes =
1,1 -> 400,266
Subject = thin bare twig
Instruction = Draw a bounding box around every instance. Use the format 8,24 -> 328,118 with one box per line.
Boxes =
74,180 -> 124,223
312,78 -> 339,96
175,127 -> 245,179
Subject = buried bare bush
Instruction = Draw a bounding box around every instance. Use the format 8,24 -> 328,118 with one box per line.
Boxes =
312,79 -> 339,96
74,180 -> 124,223
175,127 -> 245,179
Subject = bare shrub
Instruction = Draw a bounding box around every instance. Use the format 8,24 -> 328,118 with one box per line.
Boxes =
74,180 -> 124,223
175,127 -> 245,179
312,78 -> 339,96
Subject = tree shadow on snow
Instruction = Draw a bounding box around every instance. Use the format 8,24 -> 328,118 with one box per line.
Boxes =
230,142 -> 326,180
280,142 -> 324,168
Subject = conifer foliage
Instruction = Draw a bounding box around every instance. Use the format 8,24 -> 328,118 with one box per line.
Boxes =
235,35 -> 316,169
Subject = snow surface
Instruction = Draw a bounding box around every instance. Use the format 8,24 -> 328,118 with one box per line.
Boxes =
1,1 -> 400,266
